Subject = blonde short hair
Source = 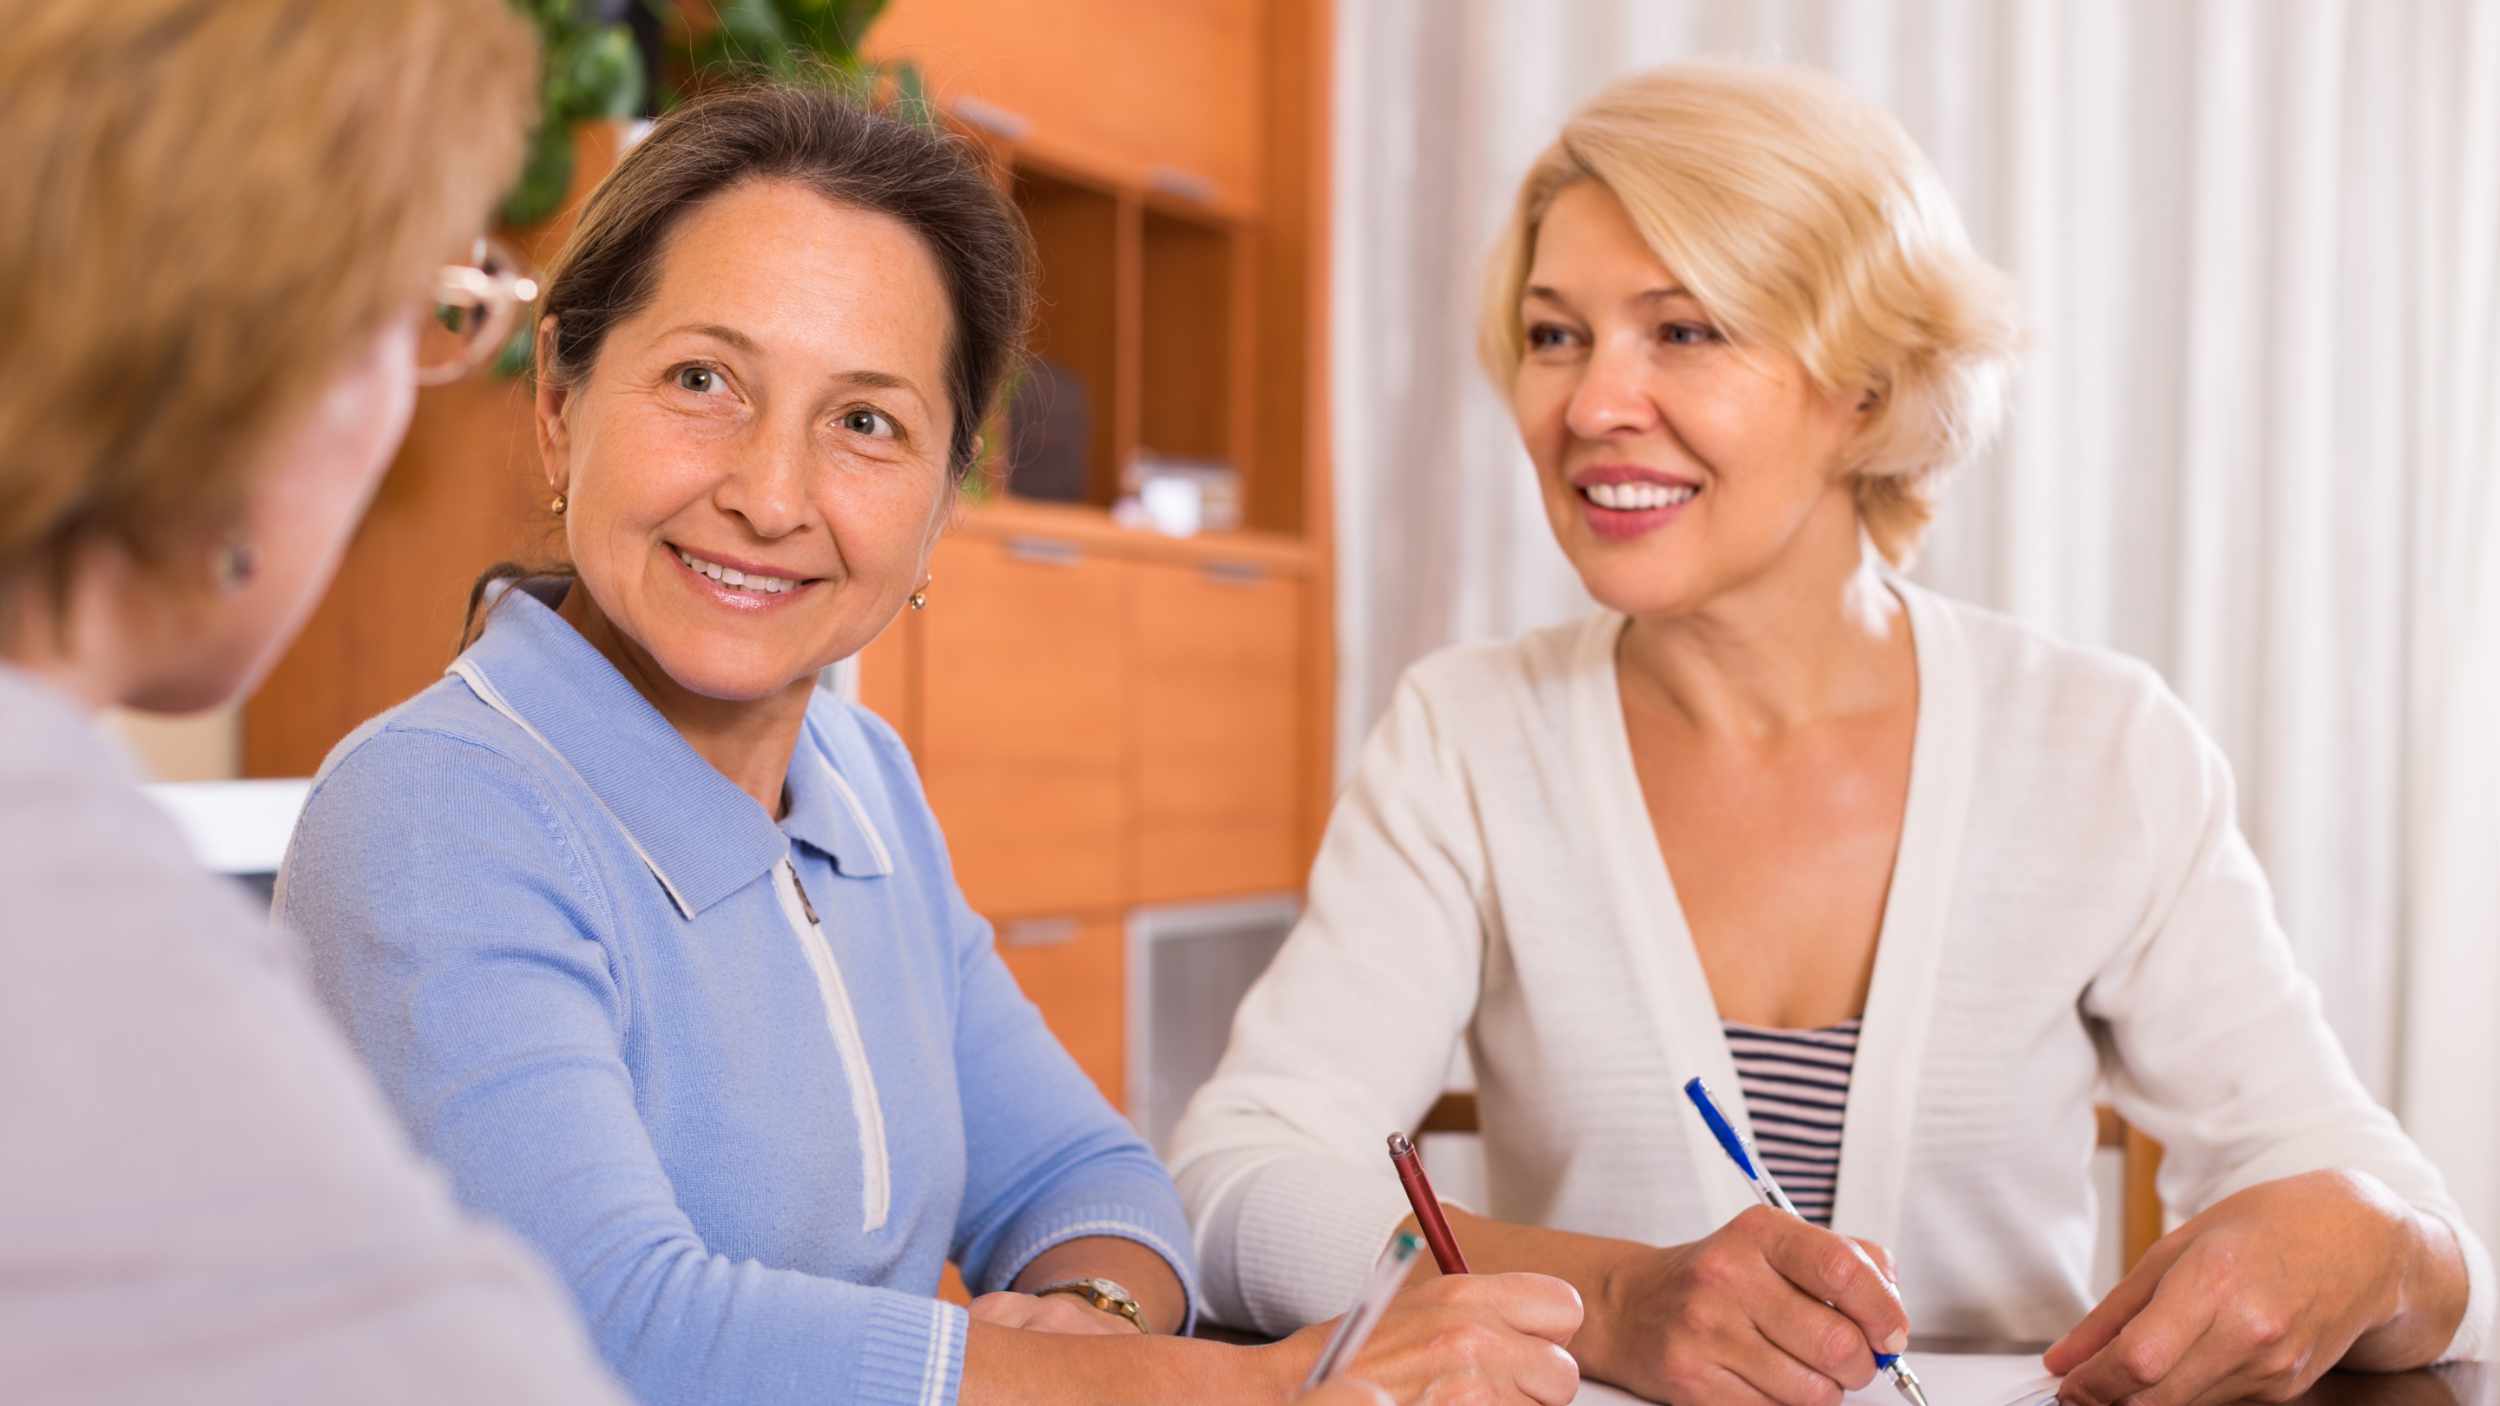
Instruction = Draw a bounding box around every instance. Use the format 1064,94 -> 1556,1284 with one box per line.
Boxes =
0,0 -> 537,583
1480,63 -> 2021,566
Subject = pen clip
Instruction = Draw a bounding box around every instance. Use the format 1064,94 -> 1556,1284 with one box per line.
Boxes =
1683,1077 -> 1760,1180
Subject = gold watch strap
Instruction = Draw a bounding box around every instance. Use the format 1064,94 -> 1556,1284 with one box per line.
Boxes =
1033,1277 -> 1149,1334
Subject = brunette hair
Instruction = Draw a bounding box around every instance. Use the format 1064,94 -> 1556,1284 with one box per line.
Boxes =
462,81 -> 1034,647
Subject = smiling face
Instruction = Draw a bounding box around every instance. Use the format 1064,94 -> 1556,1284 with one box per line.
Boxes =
537,178 -> 954,704
1510,181 -> 1868,618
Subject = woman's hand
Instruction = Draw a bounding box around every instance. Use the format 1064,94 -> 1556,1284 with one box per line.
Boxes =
1584,1205 -> 1908,1406
1301,1375 -> 1525,1406
1277,1272 -> 1585,1406
2047,1170 -> 2470,1406
967,1290 -> 1140,1336
1298,1383 -> 1395,1406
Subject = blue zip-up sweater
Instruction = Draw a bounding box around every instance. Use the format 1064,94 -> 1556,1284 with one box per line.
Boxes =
277,582 -> 1197,1406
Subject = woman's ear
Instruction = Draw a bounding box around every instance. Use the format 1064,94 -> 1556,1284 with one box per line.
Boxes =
531,315 -> 572,493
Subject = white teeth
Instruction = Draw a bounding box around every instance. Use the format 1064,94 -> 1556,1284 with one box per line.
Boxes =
1585,481 -> 1699,511
676,548 -> 797,595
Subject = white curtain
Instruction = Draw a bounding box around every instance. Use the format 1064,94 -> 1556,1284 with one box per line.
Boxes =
1332,0 -> 2500,1246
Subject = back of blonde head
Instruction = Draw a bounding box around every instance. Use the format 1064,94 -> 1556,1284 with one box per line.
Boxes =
0,0 -> 536,590
1481,63 -> 2021,566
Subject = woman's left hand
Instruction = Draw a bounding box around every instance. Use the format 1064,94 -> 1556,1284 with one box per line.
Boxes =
967,1290 -> 1141,1336
2047,1170 -> 2468,1406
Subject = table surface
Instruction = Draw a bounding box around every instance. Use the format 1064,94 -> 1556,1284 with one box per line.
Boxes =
1568,1348 -> 2495,1406
1191,1323 -> 2493,1406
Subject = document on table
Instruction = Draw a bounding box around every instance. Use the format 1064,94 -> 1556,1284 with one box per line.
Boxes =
1573,1353 -> 2061,1406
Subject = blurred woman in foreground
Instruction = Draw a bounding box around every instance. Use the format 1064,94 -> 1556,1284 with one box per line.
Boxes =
0,3 -> 628,1400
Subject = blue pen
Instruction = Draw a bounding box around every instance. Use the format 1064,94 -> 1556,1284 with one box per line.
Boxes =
1683,1077 -> 1933,1406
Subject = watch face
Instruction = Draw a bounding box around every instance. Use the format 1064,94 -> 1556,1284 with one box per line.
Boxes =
1039,1275 -> 1142,1325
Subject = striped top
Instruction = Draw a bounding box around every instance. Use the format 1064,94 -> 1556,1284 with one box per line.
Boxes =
1723,1019 -> 1860,1227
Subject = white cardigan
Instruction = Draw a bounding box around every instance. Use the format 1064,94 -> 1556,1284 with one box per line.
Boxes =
1169,580 -> 2493,1360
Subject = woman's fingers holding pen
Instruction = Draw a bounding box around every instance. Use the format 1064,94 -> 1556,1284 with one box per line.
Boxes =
1595,1208 -> 1904,1406
1753,1285 -> 1885,1391
1755,1211 -> 1910,1355
1335,1272 -> 1584,1405
1849,1236 -> 1899,1286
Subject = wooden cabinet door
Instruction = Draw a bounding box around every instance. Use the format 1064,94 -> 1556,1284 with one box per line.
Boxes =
869,0 -> 1265,212
1128,559 -> 1303,904
917,534 -> 1132,918
991,914 -> 1126,1109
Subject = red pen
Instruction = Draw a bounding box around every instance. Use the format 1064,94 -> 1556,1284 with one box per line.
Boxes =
1385,1132 -> 1470,1274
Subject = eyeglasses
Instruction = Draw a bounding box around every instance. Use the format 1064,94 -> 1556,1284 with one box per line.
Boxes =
416,236 -> 540,386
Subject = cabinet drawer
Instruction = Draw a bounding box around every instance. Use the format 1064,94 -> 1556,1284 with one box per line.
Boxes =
918,535 -> 1132,916
991,914 -> 1126,1109
1128,561 -> 1302,903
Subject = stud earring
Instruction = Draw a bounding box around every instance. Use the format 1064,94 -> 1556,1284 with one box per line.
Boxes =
550,491 -> 567,515
215,541 -> 258,591
908,580 -> 931,611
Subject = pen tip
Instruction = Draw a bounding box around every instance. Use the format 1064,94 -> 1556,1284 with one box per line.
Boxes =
1895,1367 -> 1931,1406
1385,1132 -> 1412,1157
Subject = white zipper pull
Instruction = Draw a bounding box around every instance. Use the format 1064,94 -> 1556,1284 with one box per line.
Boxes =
789,863 -> 820,926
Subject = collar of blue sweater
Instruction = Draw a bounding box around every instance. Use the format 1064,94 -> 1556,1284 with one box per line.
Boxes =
451,579 -> 894,919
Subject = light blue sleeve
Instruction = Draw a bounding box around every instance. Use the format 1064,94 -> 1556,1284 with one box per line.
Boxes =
842,710 -> 1203,1327
279,725 -> 965,1406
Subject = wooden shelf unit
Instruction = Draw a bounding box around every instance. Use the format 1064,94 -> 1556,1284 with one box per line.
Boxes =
860,0 -> 1335,1111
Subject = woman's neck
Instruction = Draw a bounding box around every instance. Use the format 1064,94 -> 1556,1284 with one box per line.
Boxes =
1,555 -> 152,713
557,585 -> 814,819
1616,504 -> 1913,740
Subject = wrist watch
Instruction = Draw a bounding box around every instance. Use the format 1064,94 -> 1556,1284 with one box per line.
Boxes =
1032,1276 -> 1150,1334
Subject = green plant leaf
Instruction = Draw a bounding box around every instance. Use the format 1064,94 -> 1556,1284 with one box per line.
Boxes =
491,318 -> 538,381
498,119 -> 578,227
888,59 -> 930,125
561,27 -> 645,120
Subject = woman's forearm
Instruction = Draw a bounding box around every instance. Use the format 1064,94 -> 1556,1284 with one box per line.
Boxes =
1009,1234 -> 1190,1334
961,1321 -> 1307,1405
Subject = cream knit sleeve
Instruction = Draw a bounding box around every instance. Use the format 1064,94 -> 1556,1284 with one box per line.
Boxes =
1168,669 -> 1493,1333
2084,675 -> 2494,1363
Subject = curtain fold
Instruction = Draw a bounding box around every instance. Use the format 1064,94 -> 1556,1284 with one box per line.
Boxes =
1331,0 -> 2499,1246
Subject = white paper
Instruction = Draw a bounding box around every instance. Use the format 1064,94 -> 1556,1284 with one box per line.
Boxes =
1573,1353 -> 2060,1406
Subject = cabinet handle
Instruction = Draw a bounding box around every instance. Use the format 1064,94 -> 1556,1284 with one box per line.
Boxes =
952,96 -> 1032,141
1004,536 -> 1083,566
1149,166 -> 1216,204
1200,561 -> 1264,585
1001,917 -> 1082,949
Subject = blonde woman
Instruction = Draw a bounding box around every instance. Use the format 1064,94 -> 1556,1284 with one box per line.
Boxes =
0,3 -> 629,1401
1173,62 -> 2493,1406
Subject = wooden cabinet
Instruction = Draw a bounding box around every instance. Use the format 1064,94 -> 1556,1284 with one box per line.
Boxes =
868,0 -> 1266,212
1128,559 -> 1303,904
991,914 -> 1127,1107
898,512 -> 1310,921
876,503 -> 1312,1113
917,534 -> 1134,919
